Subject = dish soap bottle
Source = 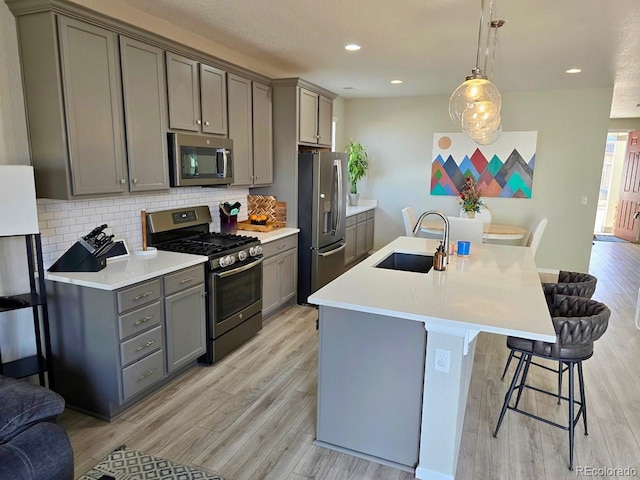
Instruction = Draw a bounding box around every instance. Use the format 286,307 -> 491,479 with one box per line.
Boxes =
434,241 -> 447,271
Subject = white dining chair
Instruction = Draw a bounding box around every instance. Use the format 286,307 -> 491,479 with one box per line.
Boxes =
447,216 -> 484,244
402,207 -> 417,236
526,217 -> 548,257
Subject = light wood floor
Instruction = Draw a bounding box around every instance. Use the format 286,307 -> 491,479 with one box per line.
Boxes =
62,240 -> 640,479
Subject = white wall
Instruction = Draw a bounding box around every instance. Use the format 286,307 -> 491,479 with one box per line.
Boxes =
344,88 -> 613,272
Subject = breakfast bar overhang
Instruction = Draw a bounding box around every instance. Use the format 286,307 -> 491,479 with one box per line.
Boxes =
309,236 -> 556,480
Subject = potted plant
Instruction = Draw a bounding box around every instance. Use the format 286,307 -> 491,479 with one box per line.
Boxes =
459,177 -> 483,217
346,140 -> 369,206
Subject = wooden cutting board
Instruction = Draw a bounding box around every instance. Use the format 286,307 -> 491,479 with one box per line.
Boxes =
237,220 -> 286,232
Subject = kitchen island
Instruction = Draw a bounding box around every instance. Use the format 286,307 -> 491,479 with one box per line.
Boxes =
308,236 -> 556,480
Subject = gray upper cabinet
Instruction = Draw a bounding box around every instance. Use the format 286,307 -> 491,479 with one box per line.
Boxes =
252,82 -> 273,186
229,75 -> 273,187
166,52 -> 200,131
317,95 -> 333,147
58,16 -> 127,196
200,64 -> 228,135
166,52 -> 227,135
120,37 -> 169,192
228,73 -> 253,186
298,87 -> 332,147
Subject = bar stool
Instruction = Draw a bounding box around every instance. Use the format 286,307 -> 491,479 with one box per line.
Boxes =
493,295 -> 610,470
500,270 -> 598,398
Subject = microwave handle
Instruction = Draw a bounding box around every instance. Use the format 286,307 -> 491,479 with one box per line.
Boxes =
221,149 -> 229,178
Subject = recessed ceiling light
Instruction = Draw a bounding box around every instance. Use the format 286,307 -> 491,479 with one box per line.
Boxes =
343,87 -> 355,90
345,44 -> 361,51
390,80 -> 403,84
566,68 -> 582,74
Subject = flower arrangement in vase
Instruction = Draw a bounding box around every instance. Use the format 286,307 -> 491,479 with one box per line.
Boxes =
459,177 -> 483,217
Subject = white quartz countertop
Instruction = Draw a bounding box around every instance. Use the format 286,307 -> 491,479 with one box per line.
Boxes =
309,236 -> 556,342
346,199 -> 377,217
45,251 -> 208,291
236,227 -> 299,243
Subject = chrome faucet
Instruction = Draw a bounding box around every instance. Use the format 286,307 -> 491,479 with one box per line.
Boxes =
413,210 -> 450,260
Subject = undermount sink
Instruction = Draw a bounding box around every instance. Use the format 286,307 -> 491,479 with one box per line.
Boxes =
375,252 -> 434,274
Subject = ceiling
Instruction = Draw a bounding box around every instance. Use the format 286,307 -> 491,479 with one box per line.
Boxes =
119,0 -> 640,118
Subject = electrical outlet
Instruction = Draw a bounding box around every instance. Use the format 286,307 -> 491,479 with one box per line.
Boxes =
581,195 -> 588,205
434,348 -> 451,373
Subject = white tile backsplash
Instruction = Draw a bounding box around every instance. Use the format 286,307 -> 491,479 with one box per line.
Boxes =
37,186 -> 250,267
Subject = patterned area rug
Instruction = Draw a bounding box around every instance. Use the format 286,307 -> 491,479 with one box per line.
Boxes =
78,446 -> 225,480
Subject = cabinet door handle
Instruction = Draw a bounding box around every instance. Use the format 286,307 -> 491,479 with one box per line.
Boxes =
134,315 -> 153,325
133,291 -> 153,300
137,368 -> 157,381
119,178 -> 126,184
179,277 -> 195,284
133,178 -> 138,184
196,119 -> 202,125
136,340 -> 155,351
204,121 -> 210,126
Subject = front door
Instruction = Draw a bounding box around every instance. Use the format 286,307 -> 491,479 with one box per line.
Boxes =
614,131 -> 640,242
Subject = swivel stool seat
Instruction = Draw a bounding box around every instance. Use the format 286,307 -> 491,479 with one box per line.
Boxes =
500,270 -> 598,391
493,294 -> 610,470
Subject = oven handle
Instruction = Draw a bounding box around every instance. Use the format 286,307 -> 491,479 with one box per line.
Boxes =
214,257 -> 263,278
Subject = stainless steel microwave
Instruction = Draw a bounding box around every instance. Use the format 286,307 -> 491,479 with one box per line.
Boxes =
168,133 -> 234,187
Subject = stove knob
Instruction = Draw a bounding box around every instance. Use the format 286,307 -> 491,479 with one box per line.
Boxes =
238,250 -> 247,261
218,256 -> 227,268
249,246 -> 257,256
255,245 -> 263,255
228,255 -> 236,265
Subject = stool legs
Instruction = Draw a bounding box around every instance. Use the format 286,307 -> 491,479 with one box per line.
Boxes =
578,361 -> 588,435
500,350 -> 516,380
558,362 -> 563,404
493,353 -> 527,437
568,362 -> 575,470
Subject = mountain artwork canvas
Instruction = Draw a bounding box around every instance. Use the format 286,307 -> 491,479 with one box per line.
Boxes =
431,132 -> 538,198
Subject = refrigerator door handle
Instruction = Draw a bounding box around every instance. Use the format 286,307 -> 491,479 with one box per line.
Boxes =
317,243 -> 346,257
334,159 -> 343,235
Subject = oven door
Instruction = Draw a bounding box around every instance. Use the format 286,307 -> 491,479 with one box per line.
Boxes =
210,256 -> 263,338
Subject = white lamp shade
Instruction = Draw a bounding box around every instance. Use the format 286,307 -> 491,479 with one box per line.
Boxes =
0,166 -> 40,236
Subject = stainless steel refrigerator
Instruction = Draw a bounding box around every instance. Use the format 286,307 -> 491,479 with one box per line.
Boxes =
298,151 -> 348,304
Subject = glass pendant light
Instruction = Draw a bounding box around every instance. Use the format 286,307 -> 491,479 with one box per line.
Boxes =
449,0 -> 504,145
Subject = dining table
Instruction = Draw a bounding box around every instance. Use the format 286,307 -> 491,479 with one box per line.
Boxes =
421,220 -> 528,241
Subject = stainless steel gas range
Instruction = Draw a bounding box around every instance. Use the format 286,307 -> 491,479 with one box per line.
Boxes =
146,205 -> 263,363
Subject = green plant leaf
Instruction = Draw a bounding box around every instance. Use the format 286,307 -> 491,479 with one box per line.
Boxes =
345,140 -> 368,194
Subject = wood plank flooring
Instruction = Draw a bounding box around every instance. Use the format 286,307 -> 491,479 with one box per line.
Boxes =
62,240 -> 640,479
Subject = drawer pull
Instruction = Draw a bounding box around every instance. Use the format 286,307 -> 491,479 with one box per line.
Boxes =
134,315 -> 153,326
277,244 -> 286,250
133,291 -> 153,300
137,368 -> 157,381
136,340 -> 155,351
179,277 -> 195,284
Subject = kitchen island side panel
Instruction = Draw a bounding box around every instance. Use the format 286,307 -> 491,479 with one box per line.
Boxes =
316,306 -> 426,468
47,280 -> 122,418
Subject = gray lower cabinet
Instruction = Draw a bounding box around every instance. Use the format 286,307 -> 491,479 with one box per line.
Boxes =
120,36 -> 169,192
164,283 -> 206,372
345,209 -> 375,265
262,234 -> 298,316
317,306 -> 426,468
46,265 -> 205,420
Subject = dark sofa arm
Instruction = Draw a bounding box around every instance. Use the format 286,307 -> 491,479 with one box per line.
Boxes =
0,376 -> 65,444
0,421 -> 73,480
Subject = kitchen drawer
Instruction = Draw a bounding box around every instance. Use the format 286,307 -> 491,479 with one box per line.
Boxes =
117,279 -> 161,313
346,216 -> 357,227
164,265 -> 204,296
357,212 -> 367,223
262,234 -> 297,258
118,301 -> 162,340
366,209 -> 375,219
120,325 -> 163,366
122,349 -> 164,400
